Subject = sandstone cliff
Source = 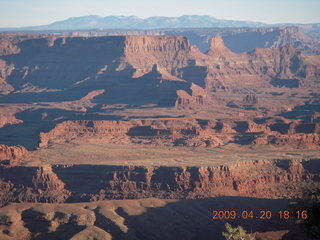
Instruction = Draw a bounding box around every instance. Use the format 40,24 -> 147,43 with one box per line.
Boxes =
0,35 -> 318,99
164,26 -> 320,54
0,158 -> 319,207
0,144 -> 29,167
203,36 -> 319,90
175,83 -> 219,109
38,119 -> 320,149
123,35 -> 199,77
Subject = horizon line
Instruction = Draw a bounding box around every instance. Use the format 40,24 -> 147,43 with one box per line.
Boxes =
1,14 -> 320,29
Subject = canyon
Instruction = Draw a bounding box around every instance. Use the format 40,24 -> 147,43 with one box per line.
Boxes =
0,34 -> 319,108
0,29 -> 319,239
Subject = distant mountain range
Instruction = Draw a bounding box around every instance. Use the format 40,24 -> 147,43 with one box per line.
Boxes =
1,15 -> 270,31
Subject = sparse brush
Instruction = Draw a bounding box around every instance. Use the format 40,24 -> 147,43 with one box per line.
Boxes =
222,223 -> 253,240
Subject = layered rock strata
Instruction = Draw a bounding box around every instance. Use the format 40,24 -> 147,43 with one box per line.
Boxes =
0,145 -> 29,167
0,35 -> 318,98
39,119 -> 320,149
0,158 -> 319,207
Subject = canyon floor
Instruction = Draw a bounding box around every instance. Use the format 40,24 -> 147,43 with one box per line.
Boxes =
27,142 -> 320,167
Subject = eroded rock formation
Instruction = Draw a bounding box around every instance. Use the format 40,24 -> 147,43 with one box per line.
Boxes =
0,38 -> 21,56
0,108 -> 22,128
175,83 -> 218,109
0,35 -> 318,102
0,158 -> 319,207
38,119 -> 320,149
0,165 -> 70,207
0,145 -> 29,167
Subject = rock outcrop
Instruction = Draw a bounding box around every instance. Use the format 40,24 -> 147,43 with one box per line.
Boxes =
243,94 -> 258,104
124,35 -> 197,77
0,165 -> 70,207
175,83 -> 218,109
0,108 -> 22,128
207,36 -> 236,57
0,38 -> 21,56
0,144 -> 29,167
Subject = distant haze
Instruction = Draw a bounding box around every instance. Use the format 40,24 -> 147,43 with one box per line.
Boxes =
1,15 -> 270,31
0,0 -> 320,28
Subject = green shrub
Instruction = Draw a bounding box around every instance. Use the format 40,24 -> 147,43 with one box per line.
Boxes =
222,223 -> 248,240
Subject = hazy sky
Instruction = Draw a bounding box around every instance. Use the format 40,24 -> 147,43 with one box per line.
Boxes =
0,0 -> 319,27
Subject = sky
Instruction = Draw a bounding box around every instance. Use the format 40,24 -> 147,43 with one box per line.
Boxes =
0,0 -> 319,28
